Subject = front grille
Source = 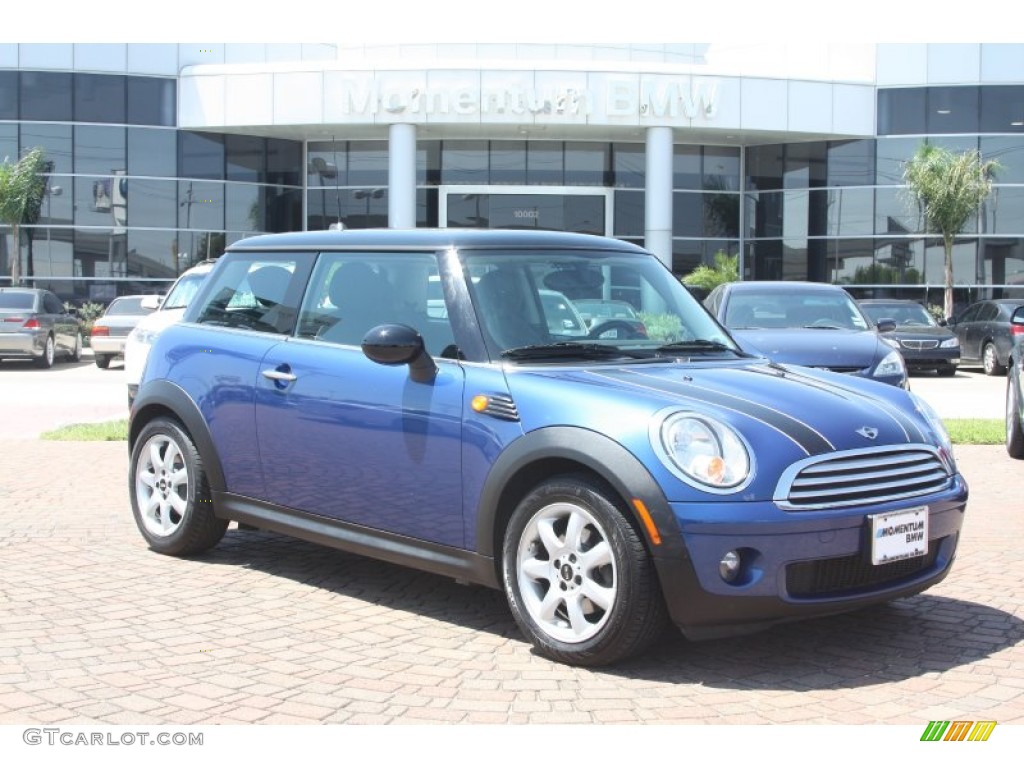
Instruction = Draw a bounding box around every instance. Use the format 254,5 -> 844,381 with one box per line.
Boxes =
900,339 -> 939,350
776,446 -> 951,510
787,539 -> 942,598
811,365 -> 862,375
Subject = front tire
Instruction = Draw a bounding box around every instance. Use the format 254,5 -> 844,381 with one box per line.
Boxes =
938,364 -> 957,377
983,342 -> 1006,376
1007,368 -> 1024,459
501,475 -> 666,666
129,417 -> 227,555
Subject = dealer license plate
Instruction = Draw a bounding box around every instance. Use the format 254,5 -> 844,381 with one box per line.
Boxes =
869,506 -> 929,565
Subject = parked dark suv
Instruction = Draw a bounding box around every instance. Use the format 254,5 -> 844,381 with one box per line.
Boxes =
128,229 -> 968,666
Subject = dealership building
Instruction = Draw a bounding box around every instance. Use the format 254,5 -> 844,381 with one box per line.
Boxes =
1,42 -> 1023,308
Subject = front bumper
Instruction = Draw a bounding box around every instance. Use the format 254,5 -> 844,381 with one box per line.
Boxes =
653,475 -> 968,639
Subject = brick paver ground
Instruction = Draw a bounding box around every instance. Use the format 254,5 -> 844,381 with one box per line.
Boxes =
0,438 -> 1021,726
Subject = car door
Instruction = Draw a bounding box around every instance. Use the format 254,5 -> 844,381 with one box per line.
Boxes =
954,304 -> 982,361
41,291 -> 73,354
253,251 -> 468,548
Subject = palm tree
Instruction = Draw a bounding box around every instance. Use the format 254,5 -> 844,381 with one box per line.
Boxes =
0,147 -> 50,286
902,144 -> 1000,320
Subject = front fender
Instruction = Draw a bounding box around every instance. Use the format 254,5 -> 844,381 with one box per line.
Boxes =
129,379 -> 227,493
473,426 -> 687,562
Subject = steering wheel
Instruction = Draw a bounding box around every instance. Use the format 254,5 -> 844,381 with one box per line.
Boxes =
587,319 -> 645,340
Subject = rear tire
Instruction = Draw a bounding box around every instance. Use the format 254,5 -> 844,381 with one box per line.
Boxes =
94,354 -> 111,369
501,475 -> 667,666
69,332 -> 82,363
983,342 -> 1006,376
34,335 -> 55,369
129,417 -> 227,555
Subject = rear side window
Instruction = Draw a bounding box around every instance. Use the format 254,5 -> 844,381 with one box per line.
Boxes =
192,255 -> 304,335
0,292 -> 36,310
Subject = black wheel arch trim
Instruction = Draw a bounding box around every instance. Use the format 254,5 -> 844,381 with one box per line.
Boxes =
473,426 -> 687,562
129,379 -> 227,493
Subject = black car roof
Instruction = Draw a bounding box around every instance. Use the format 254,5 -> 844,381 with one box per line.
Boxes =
227,228 -> 650,254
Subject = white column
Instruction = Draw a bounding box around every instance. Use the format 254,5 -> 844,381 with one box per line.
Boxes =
644,126 -> 673,270
388,123 -> 417,229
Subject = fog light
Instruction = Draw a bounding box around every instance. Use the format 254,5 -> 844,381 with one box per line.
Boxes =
719,550 -> 742,582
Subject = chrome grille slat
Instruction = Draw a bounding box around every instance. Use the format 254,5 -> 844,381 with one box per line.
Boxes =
776,446 -> 951,510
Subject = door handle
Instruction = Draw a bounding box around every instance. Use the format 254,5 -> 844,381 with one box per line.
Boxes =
261,369 -> 297,383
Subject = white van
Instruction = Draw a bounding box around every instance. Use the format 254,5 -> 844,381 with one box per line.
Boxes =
124,260 -> 217,405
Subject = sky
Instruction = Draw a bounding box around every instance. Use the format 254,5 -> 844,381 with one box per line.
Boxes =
3,1 -> 1016,45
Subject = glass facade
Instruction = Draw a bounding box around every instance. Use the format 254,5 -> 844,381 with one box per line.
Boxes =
0,71 -> 303,303
3,68 -> 1023,312
745,84 -> 1024,313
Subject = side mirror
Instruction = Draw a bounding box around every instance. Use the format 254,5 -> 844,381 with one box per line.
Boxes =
141,295 -> 163,310
362,324 -> 437,384
876,318 -> 897,334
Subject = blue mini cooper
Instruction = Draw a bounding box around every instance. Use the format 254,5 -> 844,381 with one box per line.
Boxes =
128,230 -> 968,666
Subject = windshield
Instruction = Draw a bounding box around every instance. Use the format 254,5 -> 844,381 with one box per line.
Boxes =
161,271 -> 208,310
462,249 -> 738,361
724,289 -> 869,331
861,302 -> 936,327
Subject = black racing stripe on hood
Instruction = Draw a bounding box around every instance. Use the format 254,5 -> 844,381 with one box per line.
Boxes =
764,365 -> 926,443
594,369 -> 834,456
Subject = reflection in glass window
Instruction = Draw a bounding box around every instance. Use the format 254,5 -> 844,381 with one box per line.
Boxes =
980,85 -> 1024,134
127,230 -> 181,279
0,124 -> 18,167
673,192 -> 702,237
981,137 -> 1024,184
875,187 -> 919,236
703,147 -> 740,191
673,145 -> 701,190
611,143 -> 644,188
703,191 -> 740,238
565,142 -> 608,186
125,179 -> 177,228
827,140 -> 876,187
441,140 -> 488,184
127,128 -> 177,178
74,73 -> 125,124
226,135 -> 265,183
74,125 -> 125,175
612,190 -> 643,237
226,184 -> 262,232
178,132 -> 225,180
526,142 -> 563,185
267,139 -> 301,186
984,187 -> 1024,235
490,141 -> 527,185
877,87 -> 927,135
127,77 -> 176,127
825,187 -> 874,237
178,181 -> 224,232
746,145 -> 784,191
37,174 -> 72,225
784,142 -> 827,190
20,71 -> 72,122
347,141 -> 388,187
264,188 -> 302,232
875,137 -> 920,185
20,123 -> 72,175
74,229 -> 128,279
927,87 -> 979,135
0,71 -> 17,120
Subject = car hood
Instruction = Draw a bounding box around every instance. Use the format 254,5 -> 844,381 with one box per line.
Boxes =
728,328 -> 885,368
506,360 -> 945,502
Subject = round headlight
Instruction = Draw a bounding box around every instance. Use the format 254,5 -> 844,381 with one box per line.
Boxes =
657,413 -> 751,491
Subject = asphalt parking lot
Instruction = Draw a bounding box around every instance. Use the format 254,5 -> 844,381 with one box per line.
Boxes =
0,353 -> 1021,733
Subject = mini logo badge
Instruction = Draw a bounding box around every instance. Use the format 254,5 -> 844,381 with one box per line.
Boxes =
856,426 -> 879,439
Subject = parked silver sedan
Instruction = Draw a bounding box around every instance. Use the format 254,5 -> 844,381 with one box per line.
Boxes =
0,287 -> 83,368
90,295 -> 158,369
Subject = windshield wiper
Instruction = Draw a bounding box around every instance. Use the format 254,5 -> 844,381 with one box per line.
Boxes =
656,339 -> 746,356
501,342 -> 649,361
